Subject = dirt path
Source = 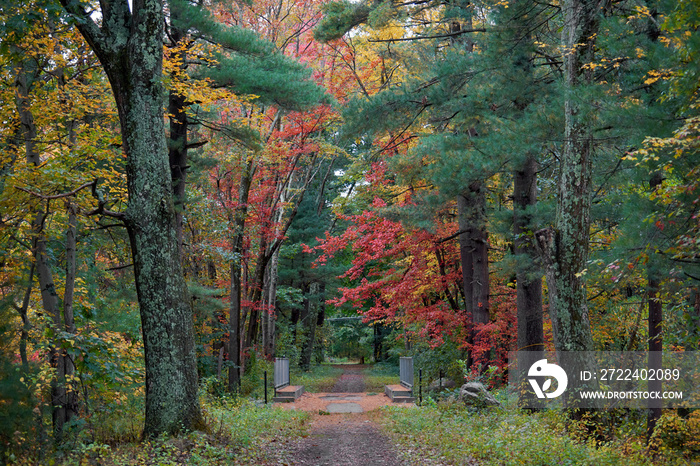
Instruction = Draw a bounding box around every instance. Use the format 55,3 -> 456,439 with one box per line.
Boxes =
274,365 -> 407,465
330,364 -> 366,393
284,413 -> 404,465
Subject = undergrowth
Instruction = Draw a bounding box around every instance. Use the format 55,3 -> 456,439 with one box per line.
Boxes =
378,394 -> 698,466
364,363 -> 399,392
10,393 -> 310,465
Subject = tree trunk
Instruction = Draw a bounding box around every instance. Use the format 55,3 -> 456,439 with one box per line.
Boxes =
123,88 -> 202,436
532,0 -> 601,415
470,182 -> 490,328
373,324 -> 383,362
514,156 -> 544,407
17,263 -> 34,372
263,245 -> 281,359
538,0 -> 599,355
647,271 -> 662,443
457,181 -> 490,367
300,283 -> 320,370
61,202 -> 79,427
514,157 -> 543,353
228,159 -> 254,392
33,207 -> 69,441
60,0 -> 203,435
457,194 -> 474,355
167,24 -> 189,260
244,237 -> 269,352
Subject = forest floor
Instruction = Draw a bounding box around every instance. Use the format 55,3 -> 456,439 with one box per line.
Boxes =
257,364 -> 459,466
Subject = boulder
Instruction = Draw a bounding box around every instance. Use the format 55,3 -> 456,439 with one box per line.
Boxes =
459,382 -> 500,407
428,377 -> 457,392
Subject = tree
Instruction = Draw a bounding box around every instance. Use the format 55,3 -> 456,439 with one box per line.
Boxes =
59,0 -> 202,435
1,3 -> 123,440
534,0 -> 601,356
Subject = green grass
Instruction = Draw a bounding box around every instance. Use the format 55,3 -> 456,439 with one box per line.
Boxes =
363,364 -> 399,392
291,363 -> 343,392
377,399 -> 695,466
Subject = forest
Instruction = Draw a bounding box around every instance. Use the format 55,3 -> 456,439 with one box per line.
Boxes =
1,0 -> 699,463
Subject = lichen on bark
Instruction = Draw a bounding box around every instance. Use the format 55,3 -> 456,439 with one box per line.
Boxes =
59,0 -> 203,436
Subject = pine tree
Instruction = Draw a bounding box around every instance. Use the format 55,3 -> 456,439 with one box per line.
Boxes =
165,0 -> 328,258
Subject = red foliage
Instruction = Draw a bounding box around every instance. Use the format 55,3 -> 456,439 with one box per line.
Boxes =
310,191 -> 469,347
465,283 -> 517,383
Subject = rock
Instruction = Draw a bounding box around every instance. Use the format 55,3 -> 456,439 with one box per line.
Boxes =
459,382 -> 500,407
428,377 -> 456,392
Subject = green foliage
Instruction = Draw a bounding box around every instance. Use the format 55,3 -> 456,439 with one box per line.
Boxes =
274,319 -> 302,366
327,321 -> 372,361
410,340 -> 465,386
0,310 -> 35,462
202,398 -> 310,456
314,1 -> 372,43
379,402 -> 666,465
239,356 -> 273,399
32,397 -> 310,465
649,410 -> 700,457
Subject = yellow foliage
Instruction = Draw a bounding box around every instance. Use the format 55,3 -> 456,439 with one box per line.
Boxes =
650,411 -> 700,455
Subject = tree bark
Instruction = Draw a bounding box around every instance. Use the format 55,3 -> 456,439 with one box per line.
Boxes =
61,202 -> 79,427
538,0 -> 600,354
457,194 -> 474,347
514,156 -> 544,408
32,205 -> 70,441
514,157 -> 544,353
17,263 -> 34,372
299,283 -> 320,370
457,181 -> 490,366
262,245 -> 281,359
646,270 -> 662,443
167,23 -> 189,260
60,0 -> 202,435
227,158 -> 254,391
470,182 -> 490,327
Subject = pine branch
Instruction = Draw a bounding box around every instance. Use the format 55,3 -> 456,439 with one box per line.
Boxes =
367,28 -> 486,43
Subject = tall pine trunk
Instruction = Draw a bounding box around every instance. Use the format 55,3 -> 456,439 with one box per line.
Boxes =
536,0 -> 599,354
514,158 -> 543,350
457,181 -> 490,367
60,0 -> 202,435
514,156 -> 544,407
534,0 -> 601,415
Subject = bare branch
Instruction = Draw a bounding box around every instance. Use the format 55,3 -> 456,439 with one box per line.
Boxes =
368,28 -> 486,43
15,181 -> 95,200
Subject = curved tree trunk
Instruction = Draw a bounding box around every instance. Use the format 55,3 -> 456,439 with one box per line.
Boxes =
60,0 -> 202,436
